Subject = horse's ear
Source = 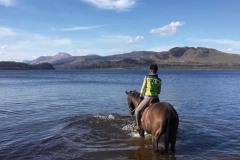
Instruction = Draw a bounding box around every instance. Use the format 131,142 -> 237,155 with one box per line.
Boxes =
125,91 -> 129,95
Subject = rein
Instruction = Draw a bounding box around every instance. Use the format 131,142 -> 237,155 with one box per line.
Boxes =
130,107 -> 136,114
130,98 -> 142,114
127,90 -> 142,116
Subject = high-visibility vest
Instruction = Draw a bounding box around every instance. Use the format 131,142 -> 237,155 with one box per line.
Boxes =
145,74 -> 161,97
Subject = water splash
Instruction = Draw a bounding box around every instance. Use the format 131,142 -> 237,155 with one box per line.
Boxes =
94,114 -> 115,120
122,123 -> 134,131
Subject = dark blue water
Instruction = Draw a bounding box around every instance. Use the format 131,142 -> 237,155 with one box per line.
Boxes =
0,70 -> 240,160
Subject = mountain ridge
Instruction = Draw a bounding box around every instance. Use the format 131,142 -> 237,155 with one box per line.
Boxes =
29,52 -> 71,64
27,47 -> 240,69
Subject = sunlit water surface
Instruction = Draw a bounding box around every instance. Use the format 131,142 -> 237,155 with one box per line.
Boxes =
0,70 -> 240,160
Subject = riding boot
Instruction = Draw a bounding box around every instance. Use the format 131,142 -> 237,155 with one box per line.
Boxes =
134,114 -> 140,132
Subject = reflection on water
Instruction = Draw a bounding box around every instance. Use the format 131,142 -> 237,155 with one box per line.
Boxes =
126,136 -> 177,160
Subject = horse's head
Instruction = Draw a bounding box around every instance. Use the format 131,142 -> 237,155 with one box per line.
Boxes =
125,90 -> 141,115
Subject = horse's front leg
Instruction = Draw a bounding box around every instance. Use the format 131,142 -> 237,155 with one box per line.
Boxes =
139,129 -> 145,137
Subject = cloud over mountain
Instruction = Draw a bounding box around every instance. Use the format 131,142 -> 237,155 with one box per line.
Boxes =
126,36 -> 144,44
150,21 -> 185,36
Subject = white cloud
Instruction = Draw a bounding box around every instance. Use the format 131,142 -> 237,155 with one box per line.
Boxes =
82,0 -> 136,10
126,36 -> 144,44
0,0 -> 14,7
224,48 -> 238,53
0,26 -> 17,38
150,21 -> 185,36
59,25 -> 105,31
226,48 -> 233,52
0,25 -> 77,61
0,45 -> 9,50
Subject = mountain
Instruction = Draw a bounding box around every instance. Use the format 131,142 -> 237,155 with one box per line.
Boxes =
29,52 -> 71,64
29,47 -> 240,69
151,47 -> 240,65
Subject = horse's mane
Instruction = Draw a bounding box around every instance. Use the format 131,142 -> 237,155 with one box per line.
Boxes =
129,90 -> 140,99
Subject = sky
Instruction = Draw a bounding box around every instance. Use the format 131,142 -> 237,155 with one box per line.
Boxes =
1,0 -> 240,62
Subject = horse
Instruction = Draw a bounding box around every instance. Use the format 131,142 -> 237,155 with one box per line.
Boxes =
125,90 -> 179,152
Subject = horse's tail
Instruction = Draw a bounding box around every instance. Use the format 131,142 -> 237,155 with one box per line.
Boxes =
164,103 -> 179,151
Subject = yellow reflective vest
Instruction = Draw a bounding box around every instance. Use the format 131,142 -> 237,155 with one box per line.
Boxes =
144,74 -> 161,97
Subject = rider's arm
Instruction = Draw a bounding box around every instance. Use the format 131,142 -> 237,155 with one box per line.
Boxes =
140,77 -> 146,97
157,85 -> 161,94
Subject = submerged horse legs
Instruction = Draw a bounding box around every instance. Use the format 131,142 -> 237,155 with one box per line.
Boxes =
168,117 -> 178,151
152,121 -> 173,153
152,136 -> 158,151
170,130 -> 177,151
152,135 -> 170,153
152,126 -> 162,152
164,134 -> 169,152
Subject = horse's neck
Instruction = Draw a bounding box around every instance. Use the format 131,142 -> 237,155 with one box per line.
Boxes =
131,97 -> 139,108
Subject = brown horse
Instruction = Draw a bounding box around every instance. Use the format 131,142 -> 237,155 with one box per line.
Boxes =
126,90 -> 179,152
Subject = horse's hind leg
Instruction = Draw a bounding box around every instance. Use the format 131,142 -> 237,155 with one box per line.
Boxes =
152,136 -> 158,152
152,131 -> 162,152
164,134 -> 169,152
170,135 -> 176,151
170,123 -> 178,151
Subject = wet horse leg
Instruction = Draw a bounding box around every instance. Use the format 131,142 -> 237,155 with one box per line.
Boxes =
164,134 -> 169,152
170,120 -> 178,151
152,122 -> 164,152
152,136 -> 158,151
139,129 -> 145,137
170,133 -> 177,151
152,129 -> 161,152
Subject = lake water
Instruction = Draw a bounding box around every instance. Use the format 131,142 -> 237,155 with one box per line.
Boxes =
0,69 -> 240,160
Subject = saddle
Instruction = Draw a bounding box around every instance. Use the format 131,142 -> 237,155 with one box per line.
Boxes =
139,97 -> 159,124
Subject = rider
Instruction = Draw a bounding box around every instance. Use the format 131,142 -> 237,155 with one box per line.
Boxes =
135,64 -> 162,131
